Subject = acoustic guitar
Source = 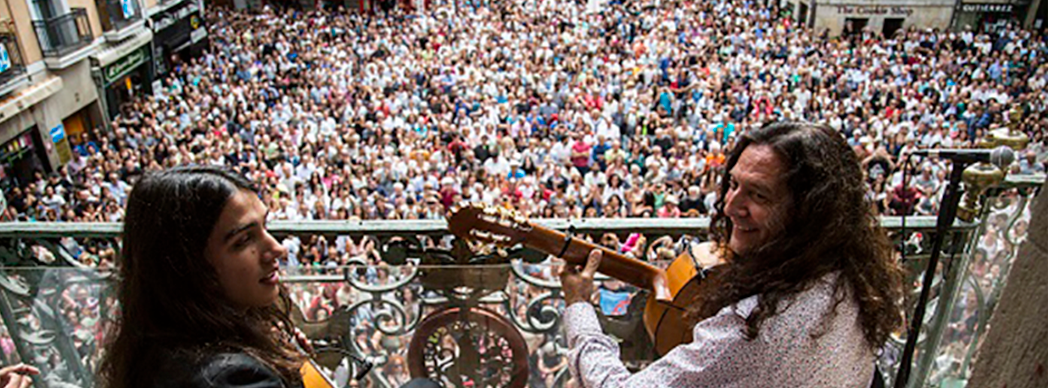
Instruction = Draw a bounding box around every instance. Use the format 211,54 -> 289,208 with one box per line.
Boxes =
301,359 -> 337,388
447,203 -> 726,355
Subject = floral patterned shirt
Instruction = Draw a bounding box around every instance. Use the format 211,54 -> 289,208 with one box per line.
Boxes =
564,273 -> 875,387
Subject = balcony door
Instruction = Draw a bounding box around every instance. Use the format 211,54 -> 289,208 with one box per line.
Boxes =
29,0 -> 71,20
30,0 -> 78,54
33,0 -> 59,20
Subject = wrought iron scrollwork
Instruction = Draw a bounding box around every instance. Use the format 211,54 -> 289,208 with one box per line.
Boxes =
0,184 -> 1042,388
0,235 -> 112,388
407,307 -> 528,388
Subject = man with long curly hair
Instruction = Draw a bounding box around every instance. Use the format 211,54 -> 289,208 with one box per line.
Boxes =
560,121 -> 905,387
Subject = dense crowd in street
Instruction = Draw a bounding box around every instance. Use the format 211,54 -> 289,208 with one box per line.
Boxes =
0,0 -> 1045,386
3,0 -> 1045,229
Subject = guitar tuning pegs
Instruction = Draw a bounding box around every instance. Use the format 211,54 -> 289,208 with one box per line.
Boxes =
470,230 -> 490,241
498,207 -> 519,220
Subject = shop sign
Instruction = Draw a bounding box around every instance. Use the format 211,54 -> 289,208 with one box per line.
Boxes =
191,25 -> 207,43
50,124 -> 65,144
189,12 -> 207,43
190,13 -> 202,31
152,2 -> 200,32
190,26 -> 206,43
104,46 -> 149,85
0,43 -> 9,73
835,5 -> 915,16
961,3 -> 1014,13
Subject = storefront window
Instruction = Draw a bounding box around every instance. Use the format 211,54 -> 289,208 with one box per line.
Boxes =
105,66 -> 149,120
0,129 -> 48,189
100,45 -> 153,121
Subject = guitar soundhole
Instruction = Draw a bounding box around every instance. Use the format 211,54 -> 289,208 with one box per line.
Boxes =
407,307 -> 528,388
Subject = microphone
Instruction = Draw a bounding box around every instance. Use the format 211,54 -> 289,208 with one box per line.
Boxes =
912,146 -> 1016,169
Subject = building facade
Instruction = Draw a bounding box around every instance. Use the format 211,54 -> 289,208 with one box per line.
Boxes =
784,0 -> 1043,36
149,0 -> 207,82
785,0 -> 954,36
0,0 -> 205,189
953,0 -> 1035,32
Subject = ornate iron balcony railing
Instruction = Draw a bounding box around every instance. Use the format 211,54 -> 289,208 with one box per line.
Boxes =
32,8 -> 93,58
95,0 -> 142,32
0,175 -> 1041,388
0,32 -> 26,86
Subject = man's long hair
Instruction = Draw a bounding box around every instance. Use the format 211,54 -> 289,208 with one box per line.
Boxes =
689,121 -> 904,348
99,165 -> 303,388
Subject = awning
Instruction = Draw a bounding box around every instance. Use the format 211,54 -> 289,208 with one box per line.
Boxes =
91,28 -> 154,68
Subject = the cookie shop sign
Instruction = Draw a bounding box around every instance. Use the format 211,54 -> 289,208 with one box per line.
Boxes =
835,5 -> 915,16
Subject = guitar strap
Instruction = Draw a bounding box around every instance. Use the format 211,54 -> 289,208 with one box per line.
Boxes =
557,225 -> 577,258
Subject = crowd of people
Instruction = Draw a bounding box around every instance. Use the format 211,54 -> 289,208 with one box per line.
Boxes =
3,0 -> 1045,230
0,0 -> 1045,386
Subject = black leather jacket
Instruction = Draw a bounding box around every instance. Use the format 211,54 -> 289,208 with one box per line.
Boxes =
151,351 -> 304,388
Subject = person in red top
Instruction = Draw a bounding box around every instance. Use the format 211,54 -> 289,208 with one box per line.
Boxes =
447,132 -> 469,162
889,175 -> 921,215
570,134 -> 593,177
439,177 -> 458,208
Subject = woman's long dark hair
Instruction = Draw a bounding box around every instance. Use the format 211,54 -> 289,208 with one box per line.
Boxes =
689,121 -> 904,349
99,165 -> 303,388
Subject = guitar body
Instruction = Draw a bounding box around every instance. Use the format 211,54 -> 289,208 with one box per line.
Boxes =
300,358 -> 336,388
643,242 -> 727,356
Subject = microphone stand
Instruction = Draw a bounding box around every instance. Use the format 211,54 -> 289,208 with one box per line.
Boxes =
893,161 -> 969,388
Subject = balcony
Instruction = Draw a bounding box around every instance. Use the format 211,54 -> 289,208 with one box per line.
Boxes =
97,0 -> 145,42
32,8 -> 93,60
0,175 -> 1041,388
0,32 -> 27,95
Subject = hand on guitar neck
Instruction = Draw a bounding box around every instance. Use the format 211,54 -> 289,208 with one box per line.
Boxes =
293,328 -> 314,354
447,203 -> 672,299
559,249 -> 604,306
448,203 -> 728,355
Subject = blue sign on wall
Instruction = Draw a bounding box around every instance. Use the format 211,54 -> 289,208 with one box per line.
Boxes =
50,124 -> 66,144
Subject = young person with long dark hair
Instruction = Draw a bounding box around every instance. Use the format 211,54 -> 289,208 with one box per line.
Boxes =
560,121 -> 905,387
99,166 -> 440,388
99,165 -> 305,387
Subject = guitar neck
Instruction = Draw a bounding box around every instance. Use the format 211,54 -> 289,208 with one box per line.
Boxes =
525,223 -> 670,301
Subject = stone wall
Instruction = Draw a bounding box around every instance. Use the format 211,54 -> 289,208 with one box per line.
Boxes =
0,60 -> 99,170
968,182 -> 1048,388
